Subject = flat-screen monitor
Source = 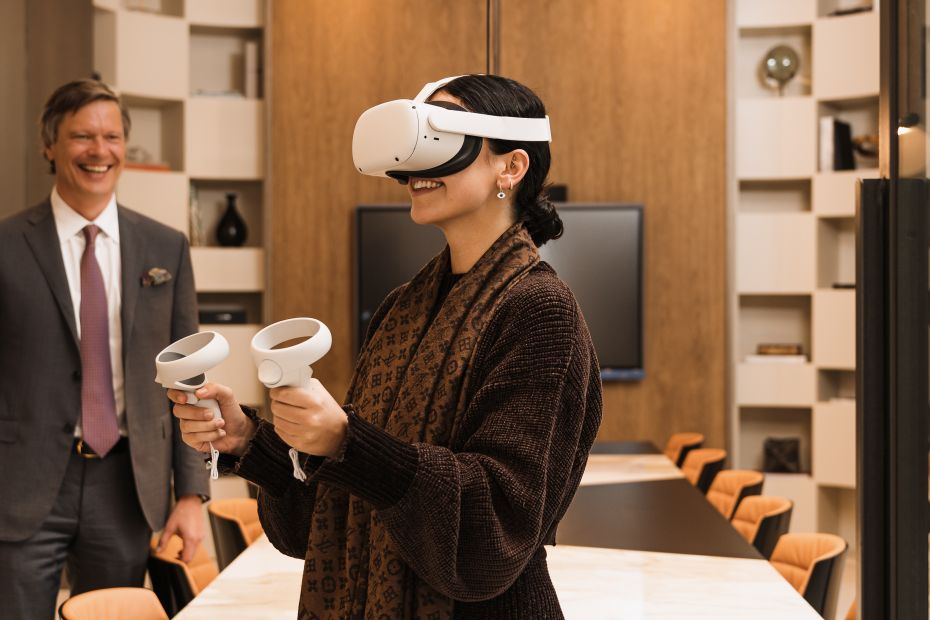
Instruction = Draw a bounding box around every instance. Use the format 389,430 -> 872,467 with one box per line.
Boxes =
354,204 -> 644,380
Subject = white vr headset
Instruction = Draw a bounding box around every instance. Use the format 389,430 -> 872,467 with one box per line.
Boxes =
352,76 -> 552,184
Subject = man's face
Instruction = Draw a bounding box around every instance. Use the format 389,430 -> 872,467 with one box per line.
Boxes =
44,100 -> 125,215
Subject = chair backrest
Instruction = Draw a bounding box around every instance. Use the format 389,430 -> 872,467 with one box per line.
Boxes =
705,469 -> 764,519
770,533 -> 848,619
147,534 -> 218,616
209,497 -> 263,570
59,587 -> 168,620
663,432 -> 705,467
846,599 -> 857,620
681,448 -> 726,493
731,495 -> 793,559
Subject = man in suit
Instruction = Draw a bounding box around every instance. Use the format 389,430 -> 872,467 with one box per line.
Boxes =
0,79 -> 209,619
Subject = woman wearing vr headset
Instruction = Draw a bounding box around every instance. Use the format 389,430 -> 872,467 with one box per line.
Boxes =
168,74 -> 602,619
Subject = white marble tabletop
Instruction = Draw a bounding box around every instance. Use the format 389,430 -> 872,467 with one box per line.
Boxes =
176,537 -> 818,619
547,544 -> 820,619
580,453 -> 685,486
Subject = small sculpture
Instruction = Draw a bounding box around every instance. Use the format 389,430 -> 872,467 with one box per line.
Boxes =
761,45 -> 800,96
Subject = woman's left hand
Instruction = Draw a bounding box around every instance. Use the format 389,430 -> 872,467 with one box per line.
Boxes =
269,378 -> 348,458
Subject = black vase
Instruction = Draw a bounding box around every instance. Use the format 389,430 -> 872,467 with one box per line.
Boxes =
216,192 -> 247,247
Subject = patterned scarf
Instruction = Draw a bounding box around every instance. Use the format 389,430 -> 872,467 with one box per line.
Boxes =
300,222 -> 539,619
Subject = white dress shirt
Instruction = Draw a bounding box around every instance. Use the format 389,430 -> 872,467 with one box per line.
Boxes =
50,187 -> 127,436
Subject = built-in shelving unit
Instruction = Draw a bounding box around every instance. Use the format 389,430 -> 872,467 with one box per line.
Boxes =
93,0 -> 267,408
731,0 -> 875,557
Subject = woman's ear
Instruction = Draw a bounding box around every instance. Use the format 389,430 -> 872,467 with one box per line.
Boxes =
498,149 -> 530,190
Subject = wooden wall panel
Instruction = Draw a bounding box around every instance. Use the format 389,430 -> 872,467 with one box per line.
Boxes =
270,0 -> 487,399
500,0 -> 729,450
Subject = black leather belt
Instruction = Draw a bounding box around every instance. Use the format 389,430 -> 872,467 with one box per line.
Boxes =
74,436 -> 129,459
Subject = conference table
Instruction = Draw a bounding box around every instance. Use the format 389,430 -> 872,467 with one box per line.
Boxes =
175,443 -> 820,619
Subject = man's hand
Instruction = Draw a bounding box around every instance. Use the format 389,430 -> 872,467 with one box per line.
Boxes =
156,495 -> 205,564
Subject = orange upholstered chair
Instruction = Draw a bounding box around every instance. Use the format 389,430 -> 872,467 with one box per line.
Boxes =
731,495 -> 793,558
681,448 -> 726,493
58,587 -> 168,620
705,469 -> 764,519
663,432 -> 705,467
208,497 -> 264,570
770,533 -> 847,619
148,533 -> 218,616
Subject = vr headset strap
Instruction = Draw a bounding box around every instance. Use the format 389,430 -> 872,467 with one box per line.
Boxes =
428,107 -> 551,142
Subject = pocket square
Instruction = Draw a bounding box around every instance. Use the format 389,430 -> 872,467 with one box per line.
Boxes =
141,267 -> 173,287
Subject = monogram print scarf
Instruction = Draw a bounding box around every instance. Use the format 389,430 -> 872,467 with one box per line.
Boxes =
300,222 -> 539,619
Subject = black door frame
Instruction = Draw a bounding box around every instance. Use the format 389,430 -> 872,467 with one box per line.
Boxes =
857,1 -> 928,618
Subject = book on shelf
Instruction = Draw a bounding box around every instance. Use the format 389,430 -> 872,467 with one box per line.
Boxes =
757,343 -> 803,355
745,354 -> 807,364
820,116 -> 855,172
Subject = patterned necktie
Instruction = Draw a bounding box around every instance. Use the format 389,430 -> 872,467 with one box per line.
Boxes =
79,225 -> 120,456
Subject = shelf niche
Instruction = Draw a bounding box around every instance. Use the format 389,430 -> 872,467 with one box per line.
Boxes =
739,179 -> 811,213
190,180 -> 263,249
739,407 -> 812,474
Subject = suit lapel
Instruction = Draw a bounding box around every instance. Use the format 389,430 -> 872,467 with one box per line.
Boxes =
23,201 -> 79,349
118,207 -> 146,364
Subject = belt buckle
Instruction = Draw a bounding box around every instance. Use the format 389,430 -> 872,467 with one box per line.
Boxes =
75,438 -> 100,459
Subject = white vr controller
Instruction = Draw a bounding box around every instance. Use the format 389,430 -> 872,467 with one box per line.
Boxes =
155,331 -> 230,480
250,318 -> 332,481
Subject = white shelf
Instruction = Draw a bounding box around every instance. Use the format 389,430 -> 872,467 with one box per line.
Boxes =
191,247 -> 265,292
117,169 -> 189,236
763,473 -> 819,533
813,399 -> 856,488
186,98 -> 265,179
813,11 -> 880,100
201,323 -> 264,406
736,97 -> 817,179
736,213 -> 815,293
94,9 -> 188,100
813,168 -> 878,217
736,0 -> 815,28
813,289 -> 855,369
187,0 -> 265,28
737,362 -> 816,407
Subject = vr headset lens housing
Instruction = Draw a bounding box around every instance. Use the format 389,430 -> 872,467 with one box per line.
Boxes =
352,101 -> 482,184
352,77 -> 551,185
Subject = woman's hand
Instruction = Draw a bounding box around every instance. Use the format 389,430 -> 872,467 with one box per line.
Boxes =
270,379 -> 348,458
168,383 -> 257,457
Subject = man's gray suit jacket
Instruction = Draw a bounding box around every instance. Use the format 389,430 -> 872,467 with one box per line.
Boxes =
0,200 -> 209,541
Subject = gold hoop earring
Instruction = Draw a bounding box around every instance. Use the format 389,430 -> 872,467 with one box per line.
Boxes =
496,183 -> 506,200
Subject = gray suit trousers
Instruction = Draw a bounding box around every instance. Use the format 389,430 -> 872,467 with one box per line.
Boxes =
0,445 -> 150,620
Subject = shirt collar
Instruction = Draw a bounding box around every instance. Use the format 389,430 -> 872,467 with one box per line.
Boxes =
50,186 -> 120,244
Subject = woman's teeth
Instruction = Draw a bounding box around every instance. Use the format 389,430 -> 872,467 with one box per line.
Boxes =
412,179 -> 442,190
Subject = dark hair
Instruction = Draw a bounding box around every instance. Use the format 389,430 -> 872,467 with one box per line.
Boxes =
438,74 -> 563,246
40,79 -> 131,174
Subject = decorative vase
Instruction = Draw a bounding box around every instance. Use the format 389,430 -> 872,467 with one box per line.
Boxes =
216,192 -> 247,247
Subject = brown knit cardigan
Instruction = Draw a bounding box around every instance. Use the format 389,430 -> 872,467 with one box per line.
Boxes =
229,262 -> 603,619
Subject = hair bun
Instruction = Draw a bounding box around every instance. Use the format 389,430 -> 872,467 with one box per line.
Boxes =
522,196 -> 563,246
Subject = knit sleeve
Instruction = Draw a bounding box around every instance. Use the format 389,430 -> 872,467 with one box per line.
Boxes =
228,420 -> 319,559
232,284 -> 408,560
313,274 -> 603,601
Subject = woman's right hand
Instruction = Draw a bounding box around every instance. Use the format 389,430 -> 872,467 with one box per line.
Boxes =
168,383 -> 257,457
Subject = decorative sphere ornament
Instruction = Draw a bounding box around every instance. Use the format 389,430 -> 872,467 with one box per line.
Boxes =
761,45 -> 800,96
